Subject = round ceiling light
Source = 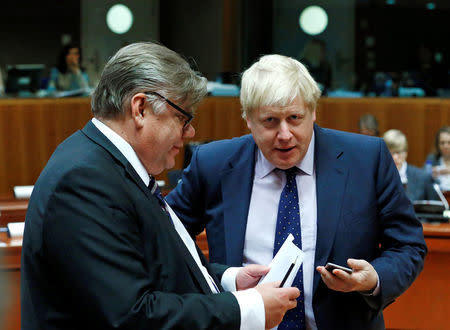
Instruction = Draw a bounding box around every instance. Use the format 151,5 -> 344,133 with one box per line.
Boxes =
106,4 -> 134,34
299,6 -> 328,36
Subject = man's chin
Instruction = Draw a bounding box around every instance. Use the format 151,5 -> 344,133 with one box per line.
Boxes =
164,158 -> 176,171
271,158 -> 298,170
270,154 -> 301,169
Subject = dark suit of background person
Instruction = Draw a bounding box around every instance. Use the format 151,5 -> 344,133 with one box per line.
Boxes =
382,129 -> 439,202
21,42 -> 298,330
405,165 -> 439,201
167,54 -> 427,330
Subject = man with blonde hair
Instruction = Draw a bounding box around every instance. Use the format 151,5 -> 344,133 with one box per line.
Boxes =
383,129 -> 438,201
168,54 -> 426,329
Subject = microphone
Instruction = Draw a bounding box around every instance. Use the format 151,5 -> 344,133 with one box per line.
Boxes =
433,183 -> 449,211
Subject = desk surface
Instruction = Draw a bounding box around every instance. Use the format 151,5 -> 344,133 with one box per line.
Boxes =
1,217 -> 450,330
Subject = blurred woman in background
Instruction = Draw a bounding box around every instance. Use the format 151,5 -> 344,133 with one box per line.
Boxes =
47,44 -> 89,92
425,126 -> 450,191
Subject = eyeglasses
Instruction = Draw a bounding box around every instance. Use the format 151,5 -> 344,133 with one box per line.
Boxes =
145,91 -> 194,129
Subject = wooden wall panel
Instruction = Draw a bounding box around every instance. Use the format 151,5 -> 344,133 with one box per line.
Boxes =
317,98 -> 450,167
0,97 -> 449,195
0,98 -> 92,195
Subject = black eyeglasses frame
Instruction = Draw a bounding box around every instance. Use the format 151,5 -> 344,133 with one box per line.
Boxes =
144,91 -> 194,129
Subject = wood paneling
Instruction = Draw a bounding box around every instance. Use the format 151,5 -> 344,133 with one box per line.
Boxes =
0,97 -> 449,195
384,224 -> 450,329
0,98 -> 92,195
0,233 -> 22,330
316,98 -> 450,166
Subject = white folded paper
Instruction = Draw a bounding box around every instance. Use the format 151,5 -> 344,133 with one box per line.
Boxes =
259,234 -> 304,288
13,185 -> 34,199
7,222 -> 25,237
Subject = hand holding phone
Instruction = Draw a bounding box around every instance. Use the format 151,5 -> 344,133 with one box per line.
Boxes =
324,262 -> 353,274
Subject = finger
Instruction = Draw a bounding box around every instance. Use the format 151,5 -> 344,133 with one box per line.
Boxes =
319,271 -> 337,287
316,266 -> 328,276
288,287 -> 300,299
269,281 -> 281,288
318,266 -> 337,280
331,269 -> 353,280
246,264 -> 270,276
287,299 -> 297,310
347,258 -> 366,270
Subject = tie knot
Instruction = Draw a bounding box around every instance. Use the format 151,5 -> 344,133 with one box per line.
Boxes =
149,177 -> 166,209
283,167 -> 298,181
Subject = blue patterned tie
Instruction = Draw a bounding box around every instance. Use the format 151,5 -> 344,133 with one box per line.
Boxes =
274,167 -> 306,330
149,176 -> 167,212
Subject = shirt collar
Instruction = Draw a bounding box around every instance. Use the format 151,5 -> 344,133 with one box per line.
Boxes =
91,118 -> 151,186
255,131 -> 315,179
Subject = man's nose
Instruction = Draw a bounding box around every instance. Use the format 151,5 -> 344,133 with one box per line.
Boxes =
278,121 -> 293,140
183,124 -> 195,139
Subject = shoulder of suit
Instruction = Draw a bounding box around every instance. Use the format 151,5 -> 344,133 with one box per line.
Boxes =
197,134 -> 254,154
317,126 -> 382,150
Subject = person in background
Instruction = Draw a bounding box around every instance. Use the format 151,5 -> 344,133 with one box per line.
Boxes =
47,43 -> 90,93
299,39 -> 332,94
167,54 -> 427,330
21,42 -> 299,330
358,113 -> 379,136
383,129 -> 439,201
425,126 -> 450,191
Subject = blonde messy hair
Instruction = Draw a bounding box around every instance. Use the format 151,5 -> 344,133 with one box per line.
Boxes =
240,54 -> 321,118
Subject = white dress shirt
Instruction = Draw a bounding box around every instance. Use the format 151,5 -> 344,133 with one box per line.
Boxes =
437,157 -> 450,191
92,118 -> 264,330
244,132 -> 318,330
399,162 -> 408,185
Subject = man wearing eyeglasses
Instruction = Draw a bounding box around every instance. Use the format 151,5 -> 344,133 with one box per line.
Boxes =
21,42 -> 299,329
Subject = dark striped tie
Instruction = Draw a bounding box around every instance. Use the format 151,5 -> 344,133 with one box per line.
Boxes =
149,176 -> 167,212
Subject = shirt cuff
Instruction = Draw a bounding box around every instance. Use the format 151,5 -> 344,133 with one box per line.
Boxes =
232,289 -> 265,330
221,266 -> 240,292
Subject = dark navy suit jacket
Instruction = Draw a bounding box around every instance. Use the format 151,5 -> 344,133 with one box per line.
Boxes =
21,121 -> 240,330
167,125 -> 427,330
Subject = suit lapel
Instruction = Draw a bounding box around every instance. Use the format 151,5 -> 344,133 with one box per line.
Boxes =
313,126 -> 348,293
81,121 -> 152,199
220,136 -> 257,266
83,121 -> 213,292
167,220 -> 215,294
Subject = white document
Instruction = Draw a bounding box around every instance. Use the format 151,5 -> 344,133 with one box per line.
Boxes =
7,222 -> 25,237
13,185 -> 34,199
259,234 -> 304,288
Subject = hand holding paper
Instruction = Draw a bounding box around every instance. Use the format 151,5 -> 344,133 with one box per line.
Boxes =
260,234 -> 304,288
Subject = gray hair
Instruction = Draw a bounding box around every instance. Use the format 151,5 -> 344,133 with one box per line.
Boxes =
91,42 -> 207,118
358,113 -> 379,135
383,129 -> 408,152
240,54 -> 321,118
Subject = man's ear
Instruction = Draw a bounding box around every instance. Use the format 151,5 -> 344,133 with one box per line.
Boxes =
130,93 -> 148,128
246,117 -> 252,130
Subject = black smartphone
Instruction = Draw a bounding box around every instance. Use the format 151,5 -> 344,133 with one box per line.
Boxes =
325,262 -> 353,274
